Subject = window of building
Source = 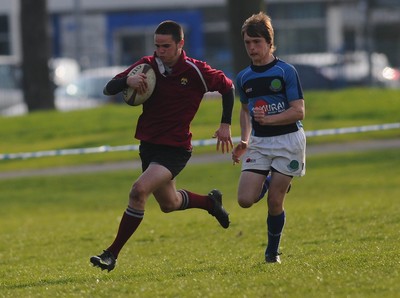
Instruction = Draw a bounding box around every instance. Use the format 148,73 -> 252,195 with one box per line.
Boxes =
268,2 -> 326,19
343,29 -> 356,52
0,15 -> 10,55
113,27 -> 154,66
276,27 -> 327,55
268,2 -> 327,55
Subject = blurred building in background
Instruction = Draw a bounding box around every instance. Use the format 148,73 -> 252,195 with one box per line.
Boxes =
0,0 -> 399,84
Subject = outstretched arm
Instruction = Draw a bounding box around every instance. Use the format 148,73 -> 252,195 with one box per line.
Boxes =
232,103 -> 252,164
213,88 -> 234,153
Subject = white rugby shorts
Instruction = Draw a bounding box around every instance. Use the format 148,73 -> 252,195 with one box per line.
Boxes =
241,129 -> 306,177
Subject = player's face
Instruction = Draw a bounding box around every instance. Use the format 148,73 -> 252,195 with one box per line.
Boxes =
243,32 -> 273,66
154,34 -> 184,67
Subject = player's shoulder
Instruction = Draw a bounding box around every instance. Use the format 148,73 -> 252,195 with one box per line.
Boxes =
184,56 -> 210,70
121,56 -> 158,77
238,65 -> 253,76
236,65 -> 253,83
275,57 -> 297,72
125,56 -> 155,70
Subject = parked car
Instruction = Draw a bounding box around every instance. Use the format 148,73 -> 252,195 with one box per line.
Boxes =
55,66 -> 127,111
49,57 -> 80,87
0,56 -> 81,116
382,66 -> 400,88
282,51 -> 398,88
291,64 -> 336,90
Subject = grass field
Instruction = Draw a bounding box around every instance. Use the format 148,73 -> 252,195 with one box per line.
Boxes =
0,149 -> 399,297
0,88 -> 400,297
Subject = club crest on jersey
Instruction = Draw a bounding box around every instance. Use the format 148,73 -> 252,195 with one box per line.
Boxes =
181,77 -> 188,85
270,79 -> 283,92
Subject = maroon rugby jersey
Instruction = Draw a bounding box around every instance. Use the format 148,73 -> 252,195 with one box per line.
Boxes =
115,51 -> 233,150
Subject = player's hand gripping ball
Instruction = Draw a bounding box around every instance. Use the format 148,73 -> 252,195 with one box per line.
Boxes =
122,63 -> 156,106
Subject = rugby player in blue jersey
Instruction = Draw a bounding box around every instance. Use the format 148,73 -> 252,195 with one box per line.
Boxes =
232,12 -> 306,264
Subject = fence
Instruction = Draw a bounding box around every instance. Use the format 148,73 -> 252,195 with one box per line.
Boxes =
1,123 -> 399,161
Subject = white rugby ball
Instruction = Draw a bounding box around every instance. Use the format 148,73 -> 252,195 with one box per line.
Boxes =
122,63 -> 156,106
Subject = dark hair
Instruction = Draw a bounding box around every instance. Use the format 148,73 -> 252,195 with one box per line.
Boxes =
241,12 -> 276,53
155,20 -> 184,43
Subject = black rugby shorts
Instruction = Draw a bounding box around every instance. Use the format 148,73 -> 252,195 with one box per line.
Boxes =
139,141 -> 192,179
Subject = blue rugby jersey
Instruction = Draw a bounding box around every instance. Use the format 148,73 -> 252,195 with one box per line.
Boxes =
236,58 -> 304,137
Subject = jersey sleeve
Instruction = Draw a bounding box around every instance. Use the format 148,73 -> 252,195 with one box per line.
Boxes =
284,64 -> 304,102
235,70 -> 249,104
194,60 -> 233,95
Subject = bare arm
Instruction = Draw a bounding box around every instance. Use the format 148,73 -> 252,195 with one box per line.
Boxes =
213,88 -> 234,153
239,103 -> 252,142
232,103 -> 252,164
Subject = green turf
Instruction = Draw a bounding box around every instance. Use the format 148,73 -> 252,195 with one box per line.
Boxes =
0,148 -> 399,298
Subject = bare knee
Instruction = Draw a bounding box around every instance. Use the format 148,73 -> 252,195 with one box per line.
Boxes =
155,192 -> 181,213
159,204 -> 175,213
267,195 -> 284,214
158,194 -> 181,213
238,195 -> 254,208
129,182 -> 148,207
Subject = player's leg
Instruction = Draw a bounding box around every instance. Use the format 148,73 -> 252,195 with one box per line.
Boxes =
237,138 -> 271,207
152,175 -> 182,212
257,173 -> 291,203
264,170 -> 292,264
153,180 -> 230,229
256,174 -> 271,203
267,170 -> 292,215
90,163 -> 171,272
237,170 -> 268,208
147,142 -> 230,228
107,163 -> 171,253
264,130 -> 305,263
